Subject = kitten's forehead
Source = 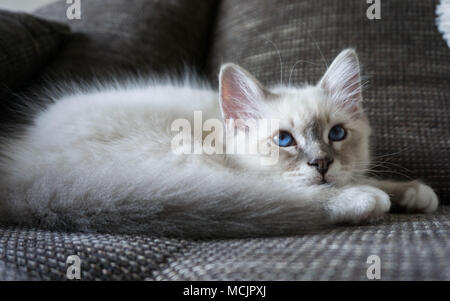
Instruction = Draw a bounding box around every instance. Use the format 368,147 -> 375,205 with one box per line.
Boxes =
270,86 -> 333,132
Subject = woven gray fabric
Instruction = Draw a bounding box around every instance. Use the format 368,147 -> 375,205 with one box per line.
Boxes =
0,10 -> 69,88
0,10 -> 69,123
207,0 -> 450,203
1,208 -> 449,280
0,261 -> 35,281
0,227 -> 191,280
33,0 -> 218,82
154,207 -> 450,281
0,0 -> 217,127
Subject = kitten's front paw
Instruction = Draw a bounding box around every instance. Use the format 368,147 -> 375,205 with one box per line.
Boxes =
328,186 -> 391,224
395,181 -> 438,213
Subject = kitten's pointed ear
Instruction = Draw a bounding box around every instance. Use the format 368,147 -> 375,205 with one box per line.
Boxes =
319,49 -> 362,116
219,63 -> 269,120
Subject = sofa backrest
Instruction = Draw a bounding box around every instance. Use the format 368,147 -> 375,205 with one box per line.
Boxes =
206,0 -> 450,202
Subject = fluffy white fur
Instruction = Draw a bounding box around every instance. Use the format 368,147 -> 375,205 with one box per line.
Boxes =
0,49 -> 438,238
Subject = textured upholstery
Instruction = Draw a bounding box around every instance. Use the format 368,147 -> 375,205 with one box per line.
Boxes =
1,208 -> 449,281
0,10 -> 68,91
0,261 -> 36,281
0,10 -> 69,124
33,0 -> 218,82
207,0 -> 450,203
0,0 -> 449,281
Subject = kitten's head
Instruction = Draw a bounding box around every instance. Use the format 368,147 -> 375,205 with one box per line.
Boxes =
219,49 -> 371,186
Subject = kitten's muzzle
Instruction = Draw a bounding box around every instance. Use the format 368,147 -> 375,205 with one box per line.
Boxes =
307,157 -> 334,175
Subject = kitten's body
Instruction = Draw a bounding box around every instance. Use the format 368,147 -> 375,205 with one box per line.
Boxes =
0,50 -> 438,237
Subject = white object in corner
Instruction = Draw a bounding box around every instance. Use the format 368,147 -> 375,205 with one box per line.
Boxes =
437,0 -> 450,47
0,0 -> 58,13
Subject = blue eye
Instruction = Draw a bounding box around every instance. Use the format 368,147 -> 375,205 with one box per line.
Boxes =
274,131 -> 295,147
328,125 -> 346,141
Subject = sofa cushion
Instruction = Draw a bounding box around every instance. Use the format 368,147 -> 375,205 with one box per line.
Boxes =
0,226 -> 191,280
0,261 -> 35,281
154,208 -> 450,281
33,0 -> 218,83
1,207 -> 449,280
0,10 -> 69,117
207,0 -> 450,203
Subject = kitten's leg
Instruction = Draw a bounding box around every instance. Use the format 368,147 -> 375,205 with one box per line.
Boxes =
326,185 -> 391,224
363,179 -> 438,213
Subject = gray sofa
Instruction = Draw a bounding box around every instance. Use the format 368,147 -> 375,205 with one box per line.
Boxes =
0,0 -> 449,280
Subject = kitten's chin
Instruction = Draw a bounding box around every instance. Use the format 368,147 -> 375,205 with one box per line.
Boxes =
304,175 -> 332,186
311,173 -> 352,187
314,177 -> 333,186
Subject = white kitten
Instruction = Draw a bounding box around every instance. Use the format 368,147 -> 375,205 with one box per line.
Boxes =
0,49 -> 438,237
